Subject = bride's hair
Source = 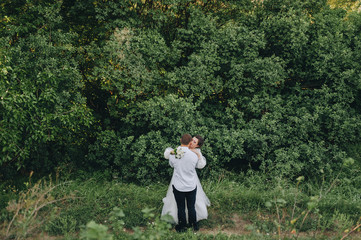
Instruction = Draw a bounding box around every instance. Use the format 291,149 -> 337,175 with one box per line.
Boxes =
180,134 -> 192,145
195,135 -> 204,148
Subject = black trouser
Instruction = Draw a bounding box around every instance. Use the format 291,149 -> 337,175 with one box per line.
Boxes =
172,185 -> 197,231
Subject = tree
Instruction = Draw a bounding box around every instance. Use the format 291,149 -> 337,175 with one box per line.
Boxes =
0,1 -> 93,178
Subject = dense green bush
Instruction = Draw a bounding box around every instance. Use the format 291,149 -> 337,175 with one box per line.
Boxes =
0,1 -> 93,177
1,0 -> 361,182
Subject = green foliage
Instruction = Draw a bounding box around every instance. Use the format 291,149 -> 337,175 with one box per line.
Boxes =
0,1 -> 93,177
45,214 -> 78,236
80,220 -> 113,240
2,172 -> 361,239
0,178 -> 76,239
109,207 -> 125,234
131,207 -> 172,240
87,129 -> 172,183
1,0 -> 361,184
43,177 -> 168,232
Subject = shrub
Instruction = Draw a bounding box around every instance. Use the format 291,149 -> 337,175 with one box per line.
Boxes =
0,179 -> 76,239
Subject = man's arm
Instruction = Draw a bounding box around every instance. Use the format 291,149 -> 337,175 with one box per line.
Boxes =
169,155 -> 175,168
164,147 -> 173,159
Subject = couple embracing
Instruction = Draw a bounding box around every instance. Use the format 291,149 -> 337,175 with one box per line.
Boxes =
162,134 -> 210,232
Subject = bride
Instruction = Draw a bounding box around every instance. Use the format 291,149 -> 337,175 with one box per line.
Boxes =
162,135 -> 210,226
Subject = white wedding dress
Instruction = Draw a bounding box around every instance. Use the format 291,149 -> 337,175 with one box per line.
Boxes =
161,147 -> 211,224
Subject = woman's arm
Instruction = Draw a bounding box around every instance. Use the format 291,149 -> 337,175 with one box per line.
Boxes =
191,149 -> 206,169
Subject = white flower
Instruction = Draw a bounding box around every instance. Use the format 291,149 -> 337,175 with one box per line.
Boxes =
175,147 -> 185,159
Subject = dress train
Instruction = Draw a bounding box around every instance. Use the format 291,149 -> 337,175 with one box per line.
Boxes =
161,168 -> 210,223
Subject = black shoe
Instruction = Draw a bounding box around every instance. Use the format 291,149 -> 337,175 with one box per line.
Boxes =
192,222 -> 199,232
175,225 -> 186,233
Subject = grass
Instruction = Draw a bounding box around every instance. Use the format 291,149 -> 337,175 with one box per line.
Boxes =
1,170 -> 361,239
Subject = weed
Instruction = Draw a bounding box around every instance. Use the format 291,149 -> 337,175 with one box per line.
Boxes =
80,220 -> 113,240
2,168 -> 361,239
0,179 -> 76,239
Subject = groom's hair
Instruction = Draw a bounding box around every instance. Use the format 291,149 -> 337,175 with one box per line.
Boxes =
180,134 -> 192,145
195,135 -> 204,148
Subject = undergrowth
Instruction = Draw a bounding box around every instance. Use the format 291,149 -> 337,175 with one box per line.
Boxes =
1,166 -> 361,239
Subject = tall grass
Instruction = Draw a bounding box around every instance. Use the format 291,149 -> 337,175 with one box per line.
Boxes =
1,169 -> 361,239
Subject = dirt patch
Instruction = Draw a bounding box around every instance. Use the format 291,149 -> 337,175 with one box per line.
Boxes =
199,213 -> 253,236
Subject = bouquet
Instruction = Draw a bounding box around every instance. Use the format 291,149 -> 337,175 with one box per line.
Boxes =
171,147 -> 185,159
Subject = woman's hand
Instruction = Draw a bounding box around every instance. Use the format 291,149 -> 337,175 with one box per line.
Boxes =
190,149 -> 200,158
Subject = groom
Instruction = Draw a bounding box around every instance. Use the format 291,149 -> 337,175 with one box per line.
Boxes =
169,133 -> 199,232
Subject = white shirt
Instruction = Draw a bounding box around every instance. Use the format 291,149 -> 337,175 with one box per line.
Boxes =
168,147 -> 199,192
164,147 -> 207,169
